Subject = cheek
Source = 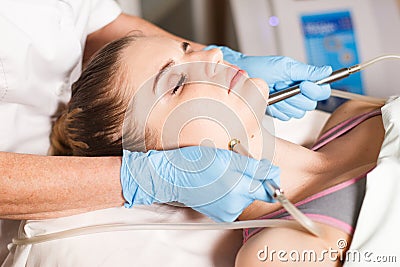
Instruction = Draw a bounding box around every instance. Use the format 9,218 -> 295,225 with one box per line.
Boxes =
177,114 -> 264,160
228,101 -> 264,159
178,119 -> 230,149
203,93 -> 265,159
146,103 -> 231,150
144,84 -> 265,156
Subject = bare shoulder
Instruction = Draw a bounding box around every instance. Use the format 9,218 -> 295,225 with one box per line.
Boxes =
318,100 -> 383,138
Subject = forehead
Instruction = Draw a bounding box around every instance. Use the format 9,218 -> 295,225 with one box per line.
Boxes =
121,36 -> 182,90
124,37 -> 181,70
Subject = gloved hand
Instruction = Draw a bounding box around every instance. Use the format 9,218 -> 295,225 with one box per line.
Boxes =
121,146 -> 280,222
206,45 -> 333,121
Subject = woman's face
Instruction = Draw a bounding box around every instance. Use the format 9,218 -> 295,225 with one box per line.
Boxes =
122,36 -> 270,156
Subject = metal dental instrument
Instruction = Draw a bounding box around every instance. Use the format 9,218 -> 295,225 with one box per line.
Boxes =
268,54 -> 400,105
228,138 -> 323,237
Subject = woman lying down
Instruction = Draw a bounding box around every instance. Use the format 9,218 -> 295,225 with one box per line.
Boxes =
50,35 -> 386,267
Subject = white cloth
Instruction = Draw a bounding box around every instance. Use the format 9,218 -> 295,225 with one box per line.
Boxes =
3,206 -> 242,267
344,97 -> 400,266
0,0 -> 121,264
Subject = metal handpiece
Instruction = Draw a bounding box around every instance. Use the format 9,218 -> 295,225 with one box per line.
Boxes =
228,139 -> 323,237
267,65 -> 361,105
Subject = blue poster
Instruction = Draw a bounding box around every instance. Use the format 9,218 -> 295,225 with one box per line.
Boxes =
301,11 -> 363,111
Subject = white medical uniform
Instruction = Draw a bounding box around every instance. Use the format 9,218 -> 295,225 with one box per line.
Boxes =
0,0 -> 121,263
0,2 -> 242,266
0,2 -> 354,263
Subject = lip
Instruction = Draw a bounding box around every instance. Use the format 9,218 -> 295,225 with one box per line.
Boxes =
229,69 -> 247,94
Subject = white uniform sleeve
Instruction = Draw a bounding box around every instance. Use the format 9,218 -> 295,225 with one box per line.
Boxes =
87,0 -> 122,35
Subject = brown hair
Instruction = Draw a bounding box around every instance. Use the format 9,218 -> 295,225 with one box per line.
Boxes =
50,35 -> 156,156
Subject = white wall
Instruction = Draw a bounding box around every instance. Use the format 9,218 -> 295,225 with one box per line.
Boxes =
116,0 -> 141,16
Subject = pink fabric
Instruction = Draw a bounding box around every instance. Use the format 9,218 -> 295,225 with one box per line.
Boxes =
242,174 -> 369,242
293,173 -> 368,207
305,214 -> 354,234
255,172 -> 369,222
311,109 -> 382,151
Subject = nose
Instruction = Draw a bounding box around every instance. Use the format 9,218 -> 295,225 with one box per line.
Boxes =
205,48 -> 224,64
182,48 -> 226,80
188,48 -> 224,64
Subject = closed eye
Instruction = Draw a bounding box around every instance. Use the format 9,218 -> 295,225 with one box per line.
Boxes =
182,42 -> 191,53
172,74 -> 187,95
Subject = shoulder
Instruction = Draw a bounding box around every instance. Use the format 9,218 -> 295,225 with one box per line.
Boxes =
318,100 -> 383,137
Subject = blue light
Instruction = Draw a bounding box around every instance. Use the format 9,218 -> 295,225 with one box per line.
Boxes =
269,16 -> 280,27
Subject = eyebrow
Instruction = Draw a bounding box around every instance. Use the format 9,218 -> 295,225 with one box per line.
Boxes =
152,42 -> 190,93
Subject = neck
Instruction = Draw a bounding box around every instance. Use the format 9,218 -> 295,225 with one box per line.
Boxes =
272,137 -> 330,202
238,135 -> 330,220
246,128 -> 331,202
254,132 -> 377,207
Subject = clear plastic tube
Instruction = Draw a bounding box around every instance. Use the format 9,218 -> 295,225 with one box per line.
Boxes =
331,89 -> 386,104
329,54 -> 400,104
13,219 -> 304,245
358,54 -> 400,70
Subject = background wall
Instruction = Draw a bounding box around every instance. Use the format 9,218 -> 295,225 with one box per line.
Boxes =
117,0 -> 239,49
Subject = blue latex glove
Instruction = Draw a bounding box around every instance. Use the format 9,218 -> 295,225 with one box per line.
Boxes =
121,146 -> 280,222
206,45 -> 333,121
